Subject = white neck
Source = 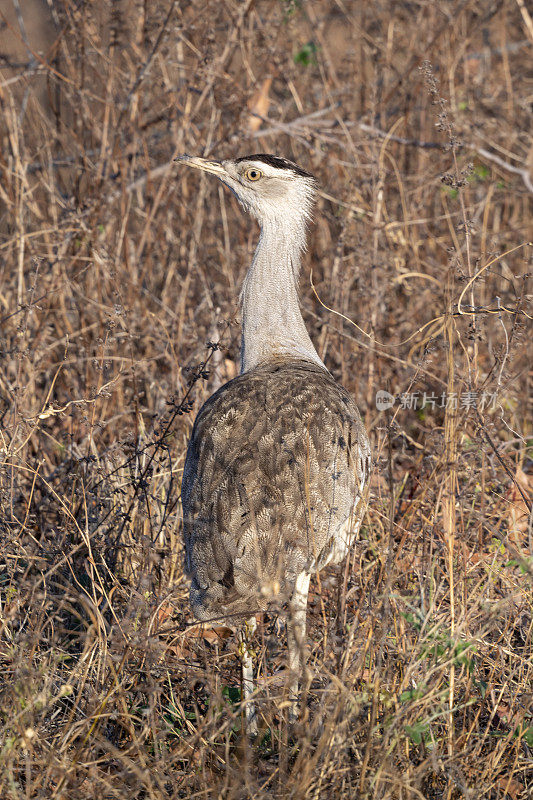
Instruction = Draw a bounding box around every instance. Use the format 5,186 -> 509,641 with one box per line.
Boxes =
239,214 -> 325,373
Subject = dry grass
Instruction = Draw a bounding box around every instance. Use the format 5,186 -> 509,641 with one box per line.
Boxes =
1,1 -> 532,797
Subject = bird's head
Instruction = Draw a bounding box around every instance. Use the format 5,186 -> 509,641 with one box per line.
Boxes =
176,153 -> 317,227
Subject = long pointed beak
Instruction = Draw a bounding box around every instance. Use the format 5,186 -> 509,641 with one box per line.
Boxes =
175,154 -> 227,177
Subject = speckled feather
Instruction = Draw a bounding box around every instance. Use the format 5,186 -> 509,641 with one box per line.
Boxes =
182,359 -> 370,622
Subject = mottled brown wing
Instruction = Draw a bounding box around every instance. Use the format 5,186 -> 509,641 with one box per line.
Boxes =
181,360 -> 370,621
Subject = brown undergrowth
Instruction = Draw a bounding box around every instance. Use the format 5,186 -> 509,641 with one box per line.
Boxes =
0,1 -> 531,797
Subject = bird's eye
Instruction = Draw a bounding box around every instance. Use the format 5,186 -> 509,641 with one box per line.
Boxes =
245,168 -> 263,181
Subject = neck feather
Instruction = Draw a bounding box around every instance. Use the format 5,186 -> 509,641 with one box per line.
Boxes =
239,214 -> 324,373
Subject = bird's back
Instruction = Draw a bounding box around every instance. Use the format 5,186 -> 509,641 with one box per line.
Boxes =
182,359 -> 370,622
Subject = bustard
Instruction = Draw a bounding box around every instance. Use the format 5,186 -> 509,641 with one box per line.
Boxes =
178,153 -> 370,735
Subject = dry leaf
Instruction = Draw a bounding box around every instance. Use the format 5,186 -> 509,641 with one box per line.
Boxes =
464,55 -> 483,82
156,602 -> 174,626
164,623 -> 234,659
495,776 -> 525,799
200,625 -> 234,644
506,466 -> 532,546
224,358 -> 237,379
256,671 -> 289,688
495,703 -> 511,723
247,77 -> 272,132
165,640 -> 194,660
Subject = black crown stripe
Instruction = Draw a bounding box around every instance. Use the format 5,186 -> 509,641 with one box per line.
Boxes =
235,154 -> 314,179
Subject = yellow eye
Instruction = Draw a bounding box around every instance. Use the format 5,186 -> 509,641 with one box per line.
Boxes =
245,168 -> 263,181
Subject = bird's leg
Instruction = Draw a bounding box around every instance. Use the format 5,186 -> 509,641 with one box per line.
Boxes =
238,616 -> 258,739
286,571 -> 311,723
